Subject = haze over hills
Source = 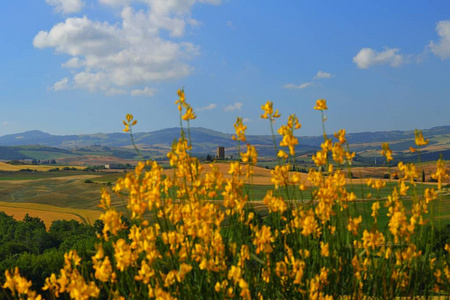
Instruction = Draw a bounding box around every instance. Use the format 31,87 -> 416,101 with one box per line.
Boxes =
0,125 -> 449,162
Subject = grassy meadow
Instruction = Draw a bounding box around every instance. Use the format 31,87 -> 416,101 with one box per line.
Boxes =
0,166 -> 126,227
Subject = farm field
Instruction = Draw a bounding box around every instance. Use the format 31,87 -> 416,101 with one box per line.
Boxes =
0,201 -> 100,227
0,161 -> 85,172
0,161 -> 448,228
0,170 -> 126,226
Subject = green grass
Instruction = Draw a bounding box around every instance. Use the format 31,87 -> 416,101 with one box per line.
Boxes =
92,173 -> 126,183
18,151 -> 77,160
0,173 -> 123,211
347,181 -> 432,199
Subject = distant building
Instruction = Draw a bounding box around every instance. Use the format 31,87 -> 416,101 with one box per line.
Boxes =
105,164 -> 122,169
217,146 -> 225,159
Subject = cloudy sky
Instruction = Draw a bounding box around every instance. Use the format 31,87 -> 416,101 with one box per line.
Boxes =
1,0 -> 450,137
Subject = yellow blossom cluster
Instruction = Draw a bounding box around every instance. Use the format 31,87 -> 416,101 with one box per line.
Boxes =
2,91 -> 450,299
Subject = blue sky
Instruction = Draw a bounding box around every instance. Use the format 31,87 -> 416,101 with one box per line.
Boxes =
1,1 -> 450,137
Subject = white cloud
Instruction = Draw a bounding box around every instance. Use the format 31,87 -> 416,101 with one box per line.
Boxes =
62,57 -> 84,68
353,47 -> 404,69
429,20 -> 450,60
2,122 -> 8,126
49,77 -> 70,91
283,82 -> 314,89
36,1 -> 220,95
314,70 -> 333,79
197,103 -> 217,111
106,88 -> 127,96
243,118 -> 251,123
224,102 -> 243,112
46,0 -> 84,14
131,86 -> 157,97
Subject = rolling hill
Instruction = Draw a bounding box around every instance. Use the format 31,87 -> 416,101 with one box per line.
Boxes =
0,125 -> 449,162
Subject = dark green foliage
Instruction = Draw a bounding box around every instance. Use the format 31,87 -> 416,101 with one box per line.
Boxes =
83,165 -> 106,171
0,147 -> 31,160
62,166 -> 77,170
0,213 -> 97,290
7,160 -> 28,165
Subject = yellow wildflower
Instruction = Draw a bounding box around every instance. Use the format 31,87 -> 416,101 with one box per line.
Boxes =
320,242 -> 330,257
182,104 -> 196,121
3,267 -> 32,295
431,156 -> 448,189
414,129 -> 429,146
253,225 -> 275,254
261,101 -> 281,119
362,230 -> 385,253
122,113 -> 137,132
347,216 -> 362,235
334,129 -> 346,144
312,150 -> 327,166
314,99 -> 328,110
263,190 -> 287,214
241,144 -> 258,165
232,117 -> 247,142
175,89 -> 186,111
381,143 -> 393,162
371,202 -> 380,221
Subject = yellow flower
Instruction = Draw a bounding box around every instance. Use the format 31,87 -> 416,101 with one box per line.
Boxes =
228,265 -> 242,284
232,117 -> 247,142
371,202 -> 380,220
122,114 -> 137,132
253,225 -> 275,254
334,129 -> 346,144
175,89 -> 186,111
332,142 -> 345,164
261,101 -> 281,119
414,129 -> 429,147
398,162 -> 418,183
347,216 -> 362,235
362,230 -> 385,253
94,256 -> 114,283
320,242 -> 330,257
287,114 -> 301,129
277,149 -> 288,159
381,143 -> 393,162
314,99 -> 327,110
367,178 -> 386,191
263,190 -> 287,214
431,156 -> 449,189
3,267 -> 42,299
182,105 -> 196,121
312,150 -> 327,166
3,267 -> 32,295
113,239 -> 137,271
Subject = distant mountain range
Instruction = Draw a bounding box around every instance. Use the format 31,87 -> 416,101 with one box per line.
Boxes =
0,125 -> 449,162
